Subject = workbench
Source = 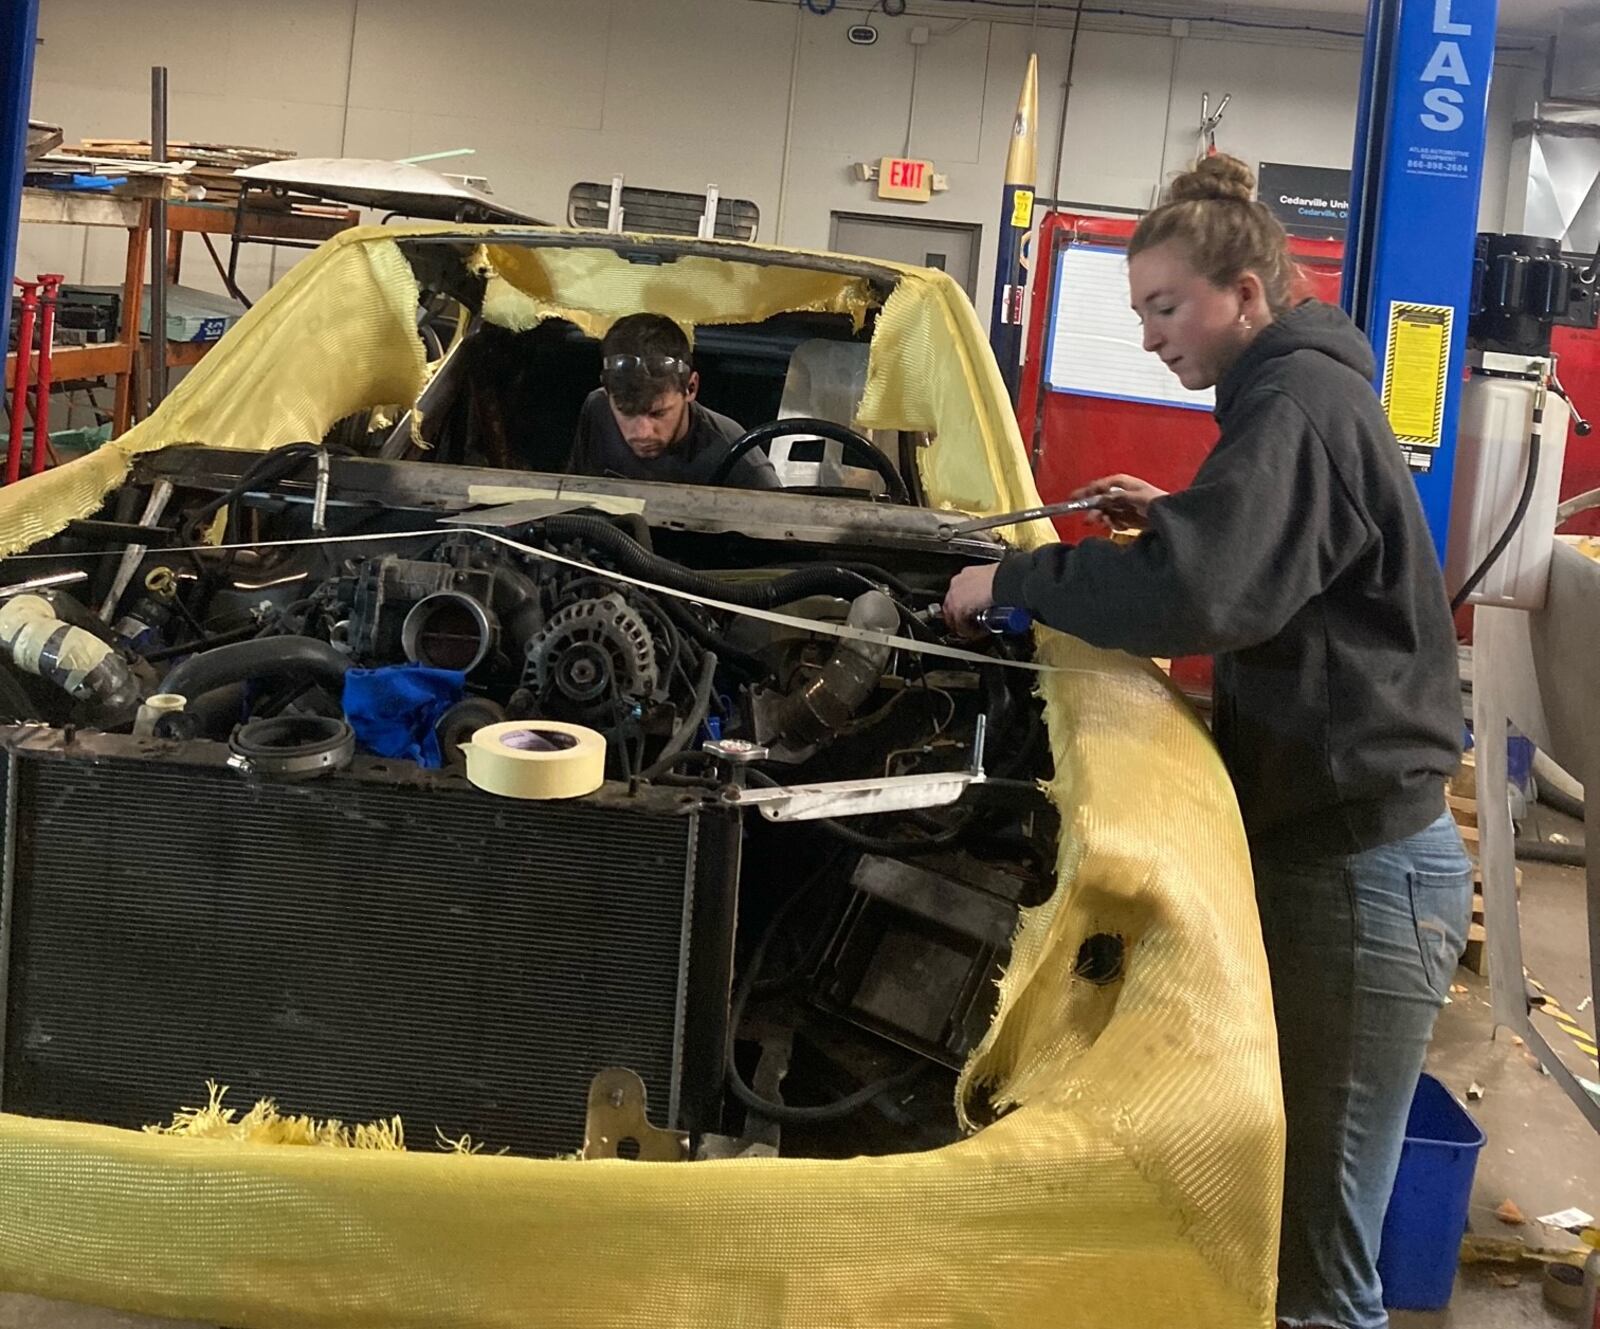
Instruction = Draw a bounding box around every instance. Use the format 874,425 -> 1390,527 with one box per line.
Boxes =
7,186 -> 360,441
9,184 -> 153,436
164,197 -> 359,304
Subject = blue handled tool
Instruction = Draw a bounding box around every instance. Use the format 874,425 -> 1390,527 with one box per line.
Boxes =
923,603 -> 1033,636
972,605 -> 1033,635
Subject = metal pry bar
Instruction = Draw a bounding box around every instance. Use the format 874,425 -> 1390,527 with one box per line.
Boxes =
939,491 -> 1116,540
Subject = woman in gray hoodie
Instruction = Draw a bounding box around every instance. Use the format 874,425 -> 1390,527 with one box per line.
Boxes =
945,154 -> 1469,1329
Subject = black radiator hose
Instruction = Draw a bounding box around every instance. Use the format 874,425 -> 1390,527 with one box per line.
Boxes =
543,515 -> 883,609
161,636 -> 352,704
1517,838 -> 1587,867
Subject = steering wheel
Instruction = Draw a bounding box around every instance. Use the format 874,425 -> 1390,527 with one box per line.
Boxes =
704,417 -> 911,505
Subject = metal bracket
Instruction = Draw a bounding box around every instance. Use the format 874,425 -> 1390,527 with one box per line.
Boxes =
1472,349 -> 1553,380
582,1067 -> 689,1161
727,769 -> 984,822
724,716 -> 986,822
606,174 -> 625,234
698,183 -> 720,241
1198,90 -> 1231,156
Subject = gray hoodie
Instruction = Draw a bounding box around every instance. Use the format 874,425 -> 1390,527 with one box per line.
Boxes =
995,301 -> 1461,855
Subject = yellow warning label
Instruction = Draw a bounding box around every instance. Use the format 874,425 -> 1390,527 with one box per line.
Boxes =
1380,302 -> 1452,449
1011,189 -> 1034,230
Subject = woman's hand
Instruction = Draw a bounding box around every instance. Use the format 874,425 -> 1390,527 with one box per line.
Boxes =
941,564 -> 999,639
1072,474 -> 1167,533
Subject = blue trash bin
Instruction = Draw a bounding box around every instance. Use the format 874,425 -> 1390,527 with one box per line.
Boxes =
1378,1073 -> 1487,1311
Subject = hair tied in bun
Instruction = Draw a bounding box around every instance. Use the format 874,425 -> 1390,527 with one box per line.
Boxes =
1129,153 -> 1295,314
1167,155 -> 1256,205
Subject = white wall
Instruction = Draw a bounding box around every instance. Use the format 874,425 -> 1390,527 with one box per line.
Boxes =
21,0 -> 1537,324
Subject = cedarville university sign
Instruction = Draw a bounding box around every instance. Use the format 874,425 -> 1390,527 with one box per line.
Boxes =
1258,162 -> 1353,241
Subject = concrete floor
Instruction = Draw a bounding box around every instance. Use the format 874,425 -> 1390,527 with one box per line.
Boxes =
3,812 -> 1596,1329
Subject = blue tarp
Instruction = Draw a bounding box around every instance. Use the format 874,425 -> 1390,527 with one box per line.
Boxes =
342,664 -> 466,769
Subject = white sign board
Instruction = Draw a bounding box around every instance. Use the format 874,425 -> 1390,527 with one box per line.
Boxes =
1044,244 -> 1216,412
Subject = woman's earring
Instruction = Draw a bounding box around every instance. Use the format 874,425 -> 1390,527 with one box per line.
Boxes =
1239,313 -> 1254,332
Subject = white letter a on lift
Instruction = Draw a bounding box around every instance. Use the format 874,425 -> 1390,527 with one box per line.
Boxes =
1422,41 -> 1471,85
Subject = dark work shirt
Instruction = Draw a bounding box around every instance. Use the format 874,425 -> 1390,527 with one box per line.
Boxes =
994,302 -> 1462,856
567,389 -> 781,490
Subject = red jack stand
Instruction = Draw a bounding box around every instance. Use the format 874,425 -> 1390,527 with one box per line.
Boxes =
4,273 -> 66,483
30,273 -> 62,477
6,277 -> 38,485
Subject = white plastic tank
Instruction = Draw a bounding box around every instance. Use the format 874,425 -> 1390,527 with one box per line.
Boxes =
1444,370 -> 1572,610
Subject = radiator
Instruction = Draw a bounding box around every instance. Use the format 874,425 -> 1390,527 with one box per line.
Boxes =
0,728 -> 737,1158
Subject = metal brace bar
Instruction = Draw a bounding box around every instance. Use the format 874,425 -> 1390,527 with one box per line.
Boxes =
606,174 -> 625,234
698,183 -> 720,241
726,717 -> 987,822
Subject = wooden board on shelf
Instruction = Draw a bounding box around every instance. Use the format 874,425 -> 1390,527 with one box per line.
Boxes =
19,187 -> 142,229
7,341 -> 133,386
72,139 -> 292,208
167,201 -> 357,243
163,340 -> 212,369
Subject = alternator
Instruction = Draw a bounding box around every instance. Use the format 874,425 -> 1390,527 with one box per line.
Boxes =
524,593 -> 659,707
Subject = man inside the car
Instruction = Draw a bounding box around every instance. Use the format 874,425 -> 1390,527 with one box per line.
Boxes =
568,313 -> 781,490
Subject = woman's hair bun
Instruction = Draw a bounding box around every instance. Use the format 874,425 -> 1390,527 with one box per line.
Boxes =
1166,154 -> 1256,204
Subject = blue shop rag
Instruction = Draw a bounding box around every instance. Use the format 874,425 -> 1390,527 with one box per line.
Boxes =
342,664 -> 466,769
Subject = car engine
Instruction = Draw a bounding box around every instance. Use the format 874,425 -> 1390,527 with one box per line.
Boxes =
0,446 -> 1055,1160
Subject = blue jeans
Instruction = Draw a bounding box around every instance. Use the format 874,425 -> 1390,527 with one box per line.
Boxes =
1254,810 -> 1472,1329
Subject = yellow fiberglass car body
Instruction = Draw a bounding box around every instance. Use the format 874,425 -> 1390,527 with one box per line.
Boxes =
0,224 -> 1281,1329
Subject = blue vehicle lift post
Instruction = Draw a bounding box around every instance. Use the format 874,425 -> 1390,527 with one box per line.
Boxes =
1342,0 -> 1501,557
0,0 -> 40,357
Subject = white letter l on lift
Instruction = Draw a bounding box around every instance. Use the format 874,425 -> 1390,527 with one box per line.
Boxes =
1434,0 -> 1471,36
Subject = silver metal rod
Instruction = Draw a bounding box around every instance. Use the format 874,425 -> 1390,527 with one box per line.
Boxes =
97,477 -> 172,621
0,570 -> 89,599
149,66 -> 169,412
1051,0 -> 1088,206
940,490 -> 1117,539
311,448 -> 331,532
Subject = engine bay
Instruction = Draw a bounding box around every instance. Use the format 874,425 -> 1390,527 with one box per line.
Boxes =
0,444 -> 1056,1158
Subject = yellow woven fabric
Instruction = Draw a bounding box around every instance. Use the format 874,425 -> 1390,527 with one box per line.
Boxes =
0,226 -> 1282,1327
0,225 -> 1041,553
859,271 -> 1043,521
478,240 -> 879,339
0,229 -> 425,558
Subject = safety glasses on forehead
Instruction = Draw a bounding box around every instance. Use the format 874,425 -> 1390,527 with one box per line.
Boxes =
602,353 -> 690,377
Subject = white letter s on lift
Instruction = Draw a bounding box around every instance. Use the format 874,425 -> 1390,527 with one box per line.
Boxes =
1422,87 -> 1465,132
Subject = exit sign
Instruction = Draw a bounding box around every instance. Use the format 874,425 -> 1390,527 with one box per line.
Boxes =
878,156 -> 934,203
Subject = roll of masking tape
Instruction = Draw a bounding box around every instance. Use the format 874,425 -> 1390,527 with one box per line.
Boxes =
465,720 -> 606,800
1543,1259 -> 1585,1312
